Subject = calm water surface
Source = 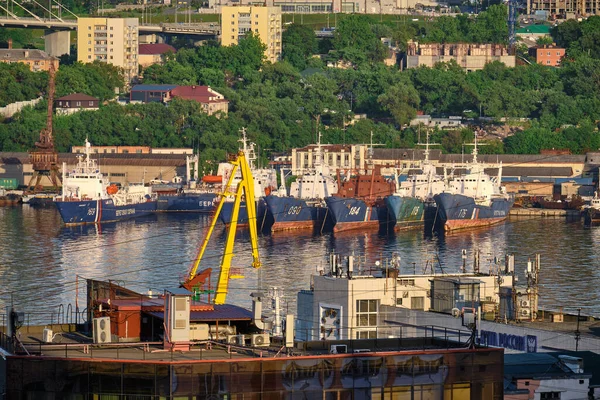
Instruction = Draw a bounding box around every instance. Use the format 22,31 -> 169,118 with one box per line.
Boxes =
0,206 -> 598,322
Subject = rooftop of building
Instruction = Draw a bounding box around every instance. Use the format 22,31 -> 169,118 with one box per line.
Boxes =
138,43 -> 176,55
171,85 -> 228,103
0,48 -> 56,61
4,328 -> 496,363
130,84 -> 178,92
516,25 -> 551,34
56,93 -> 99,102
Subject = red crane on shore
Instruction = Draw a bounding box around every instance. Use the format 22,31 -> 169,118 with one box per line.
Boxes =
27,61 -> 61,192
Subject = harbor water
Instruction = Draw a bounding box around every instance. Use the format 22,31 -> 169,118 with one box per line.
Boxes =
0,205 -> 598,323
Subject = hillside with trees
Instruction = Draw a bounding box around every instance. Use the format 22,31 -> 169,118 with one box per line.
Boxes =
1,11 -> 600,168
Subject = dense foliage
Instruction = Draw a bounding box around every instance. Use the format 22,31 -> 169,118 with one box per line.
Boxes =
1,14 -> 600,163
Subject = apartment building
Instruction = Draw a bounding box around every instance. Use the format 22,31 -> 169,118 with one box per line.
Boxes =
77,17 -> 139,82
528,0 -> 600,17
0,39 -> 58,72
221,6 -> 282,63
530,45 -> 566,67
403,41 -> 516,72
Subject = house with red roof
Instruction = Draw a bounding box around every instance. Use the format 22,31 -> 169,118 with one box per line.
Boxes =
130,84 -> 229,116
170,85 -> 229,116
138,43 -> 176,68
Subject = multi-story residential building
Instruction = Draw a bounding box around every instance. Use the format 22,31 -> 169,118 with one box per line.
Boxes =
77,17 -> 139,82
221,6 -> 282,63
0,39 -> 58,72
528,0 -> 600,17
530,45 -> 566,67
403,41 -> 516,72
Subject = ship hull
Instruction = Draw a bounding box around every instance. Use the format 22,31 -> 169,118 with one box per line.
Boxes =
55,198 -> 157,225
433,193 -> 513,231
156,193 -> 217,212
384,195 -> 426,230
264,195 -> 328,232
218,198 -> 269,230
584,208 -> 600,226
325,197 -> 388,233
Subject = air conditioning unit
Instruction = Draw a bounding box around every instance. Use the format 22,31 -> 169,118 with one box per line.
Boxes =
520,309 -> 531,318
189,324 -> 209,341
521,300 -> 530,308
251,333 -> 270,347
93,317 -> 112,344
227,334 -> 245,345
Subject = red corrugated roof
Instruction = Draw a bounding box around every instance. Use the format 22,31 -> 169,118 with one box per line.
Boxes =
170,85 -> 229,104
138,43 -> 176,55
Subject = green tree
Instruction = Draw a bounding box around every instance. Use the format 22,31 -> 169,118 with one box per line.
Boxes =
282,24 -> 318,70
377,80 -> 420,127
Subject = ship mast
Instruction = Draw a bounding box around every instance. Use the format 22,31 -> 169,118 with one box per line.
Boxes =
28,60 -> 61,192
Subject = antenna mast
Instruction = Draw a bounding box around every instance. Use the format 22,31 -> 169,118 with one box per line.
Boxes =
28,60 -> 61,192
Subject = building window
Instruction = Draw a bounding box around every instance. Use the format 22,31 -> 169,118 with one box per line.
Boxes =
356,330 -> 376,339
89,101 -> 94,106
356,299 -> 378,327
76,101 -> 81,107
411,297 -> 424,310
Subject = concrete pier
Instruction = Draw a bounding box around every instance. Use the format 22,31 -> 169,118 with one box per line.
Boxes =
509,208 -> 582,218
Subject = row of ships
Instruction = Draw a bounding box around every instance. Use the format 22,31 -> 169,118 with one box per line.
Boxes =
52,131 -> 514,233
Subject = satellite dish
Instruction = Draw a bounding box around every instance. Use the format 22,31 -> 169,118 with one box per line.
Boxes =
451,308 -> 461,318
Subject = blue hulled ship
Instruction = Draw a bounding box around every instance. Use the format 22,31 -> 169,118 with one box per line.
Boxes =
264,132 -> 338,233
433,137 -> 513,231
55,140 -> 157,225
156,192 -> 217,212
325,137 -> 396,233
325,196 -> 389,233
434,192 -> 513,231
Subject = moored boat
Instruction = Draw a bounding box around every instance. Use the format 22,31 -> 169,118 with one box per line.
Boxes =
385,134 -> 446,230
54,140 -> 157,225
584,192 -> 600,226
0,189 -> 22,206
433,137 -> 513,231
325,138 -> 395,233
264,132 -> 338,233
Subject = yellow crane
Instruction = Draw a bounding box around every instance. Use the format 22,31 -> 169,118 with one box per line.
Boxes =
182,150 -> 261,305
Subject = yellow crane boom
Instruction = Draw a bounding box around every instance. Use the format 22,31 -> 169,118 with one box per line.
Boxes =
183,150 -> 261,304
